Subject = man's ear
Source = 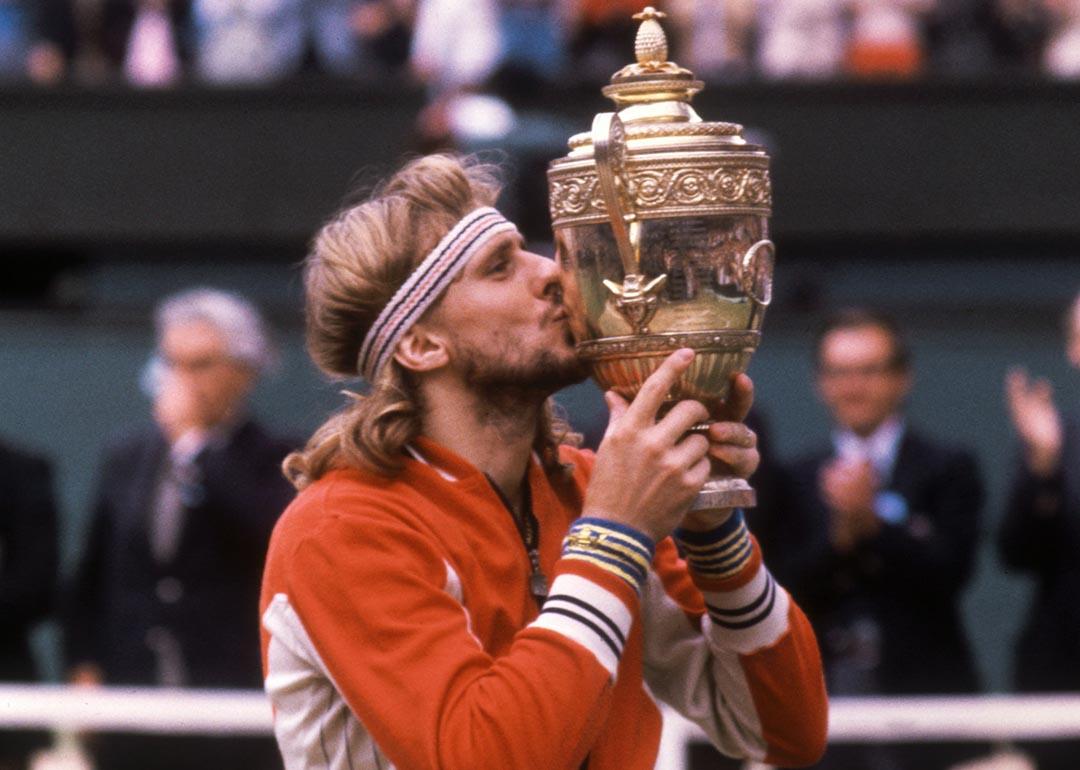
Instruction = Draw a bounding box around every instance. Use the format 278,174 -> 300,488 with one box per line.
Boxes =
393,324 -> 449,373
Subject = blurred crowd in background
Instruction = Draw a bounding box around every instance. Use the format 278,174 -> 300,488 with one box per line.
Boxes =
0,0 -> 1078,92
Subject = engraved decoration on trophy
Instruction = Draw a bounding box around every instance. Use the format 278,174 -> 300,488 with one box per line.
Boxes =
548,7 -> 775,510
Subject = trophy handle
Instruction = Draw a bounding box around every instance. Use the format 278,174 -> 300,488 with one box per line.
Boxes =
739,239 -> 775,331
593,112 -> 669,335
591,112 -> 639,276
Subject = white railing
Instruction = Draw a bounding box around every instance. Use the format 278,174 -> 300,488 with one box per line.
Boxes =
3,686 -> 1080,769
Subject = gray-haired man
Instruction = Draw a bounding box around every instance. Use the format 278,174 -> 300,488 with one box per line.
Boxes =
64,288 -> 295,770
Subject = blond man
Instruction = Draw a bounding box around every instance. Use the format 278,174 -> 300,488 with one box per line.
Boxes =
260,155 -> 827,770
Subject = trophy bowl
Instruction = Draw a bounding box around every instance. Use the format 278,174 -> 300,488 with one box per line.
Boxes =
548,7 -> 774,511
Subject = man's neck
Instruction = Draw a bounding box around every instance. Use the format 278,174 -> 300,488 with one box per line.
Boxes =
419,378 -> 544,511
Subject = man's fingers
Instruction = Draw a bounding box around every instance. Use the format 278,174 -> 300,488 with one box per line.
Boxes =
708,445 -> 760,479
714,372 -> 754,422
654,398 -> 711,445
706,421 -> 757,449
624,349 -> 695,425
672,432 -> 710,468
688,455 -> 712,490
604,390 -> 630,422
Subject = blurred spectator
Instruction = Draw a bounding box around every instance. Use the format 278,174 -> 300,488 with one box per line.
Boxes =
998,291 -> 1080,770
1043,0 -> 1080,76
29,0 -> 190,86
495,0 -> 568,85
756,0 -> 849,80
0,0 -> 32,80
28,0 -> 412,85
303,0 -> 416,78
191,0 -> 415,83
410,0 -> 500,93
565,0 -> 649,84
409,0 -> 503,149
191,0 -> 305,84
924,0 -> 996,76
349,0 -> 414,75
192,0 -> 408,84
989,0 -> 1052,73
26,0 -> 73,85
667,0 -> 756,79
846,0 -> 935,79
123,0 -> 185,86
62,288 -> 294,770
776,308 -> 985,770
0,440 -> 58,770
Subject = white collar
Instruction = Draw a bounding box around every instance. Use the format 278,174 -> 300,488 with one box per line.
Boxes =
832,415 -> 905,481
404,444 -> 459,482
403,444 -> 543,484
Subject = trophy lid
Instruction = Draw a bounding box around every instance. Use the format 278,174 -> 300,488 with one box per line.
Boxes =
548,7 -> 771,228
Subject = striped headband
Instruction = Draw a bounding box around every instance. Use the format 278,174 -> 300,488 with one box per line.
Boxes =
357,206 -> 517,381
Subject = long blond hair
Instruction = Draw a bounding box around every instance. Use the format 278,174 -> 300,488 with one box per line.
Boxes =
284,154 -> 578,490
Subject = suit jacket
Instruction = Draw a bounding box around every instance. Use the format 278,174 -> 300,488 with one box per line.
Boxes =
64,419 -> 295,688
0,441 -> 58,683
779,427 -> 983,696
998,415 -> 1080,692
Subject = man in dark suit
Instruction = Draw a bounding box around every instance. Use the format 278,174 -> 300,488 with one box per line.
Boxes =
777,308 -> 984,770
63,288 -> 295,770
999,291 -> 1080,770
0,441 -> 58,770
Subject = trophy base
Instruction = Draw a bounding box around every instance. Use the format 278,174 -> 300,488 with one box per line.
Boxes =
691,476 -> 757,511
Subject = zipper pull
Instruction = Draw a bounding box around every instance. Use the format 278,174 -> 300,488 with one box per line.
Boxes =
528,549 -> 548,602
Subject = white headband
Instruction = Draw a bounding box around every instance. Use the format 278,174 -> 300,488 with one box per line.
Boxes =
357,206 -> 517,381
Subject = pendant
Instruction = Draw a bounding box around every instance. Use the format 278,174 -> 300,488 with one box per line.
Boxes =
530,570 -> 549,601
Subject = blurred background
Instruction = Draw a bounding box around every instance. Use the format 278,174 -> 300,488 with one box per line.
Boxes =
1,0 -> 1080,762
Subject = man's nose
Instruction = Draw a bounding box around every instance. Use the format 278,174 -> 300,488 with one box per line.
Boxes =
529,252 -> 563,299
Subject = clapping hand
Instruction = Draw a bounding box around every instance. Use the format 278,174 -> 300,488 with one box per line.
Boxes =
1006,367 -> 1063,478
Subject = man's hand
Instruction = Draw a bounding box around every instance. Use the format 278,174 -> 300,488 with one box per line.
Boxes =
820,458 -> 880,552
153,373 -> 211,445
584,349 -> 712,542
1006,367 -> 1063,478
705,373 -> 759,479
680,373 -> 760,532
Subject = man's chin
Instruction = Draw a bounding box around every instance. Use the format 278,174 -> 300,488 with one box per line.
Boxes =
552,347 -> 590,387
532,359 -> 589,395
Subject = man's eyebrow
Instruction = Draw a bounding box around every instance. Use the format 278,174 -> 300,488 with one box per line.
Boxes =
484,234 -> 520,262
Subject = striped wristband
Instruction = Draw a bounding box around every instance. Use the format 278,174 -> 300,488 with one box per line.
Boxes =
561,518 -> 655,594
674,510 -> 753,580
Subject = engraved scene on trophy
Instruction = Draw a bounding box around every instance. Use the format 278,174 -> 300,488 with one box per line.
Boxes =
555,215 -> 771,410
556,214 -> 770,339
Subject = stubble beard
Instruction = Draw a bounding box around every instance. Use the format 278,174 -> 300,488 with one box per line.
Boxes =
456,331 -> 588,428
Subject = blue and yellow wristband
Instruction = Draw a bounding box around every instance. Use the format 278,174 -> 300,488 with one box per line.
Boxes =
674,510 -> 754,581
561,518 -> 656,595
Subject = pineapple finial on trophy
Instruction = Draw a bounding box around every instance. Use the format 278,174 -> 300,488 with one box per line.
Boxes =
632,7 -> 668,66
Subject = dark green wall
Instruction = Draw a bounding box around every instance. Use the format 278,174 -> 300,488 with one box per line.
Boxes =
3,81 -> 1080,254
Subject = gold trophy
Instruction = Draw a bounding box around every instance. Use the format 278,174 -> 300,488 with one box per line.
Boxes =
548,7 -> 773,510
